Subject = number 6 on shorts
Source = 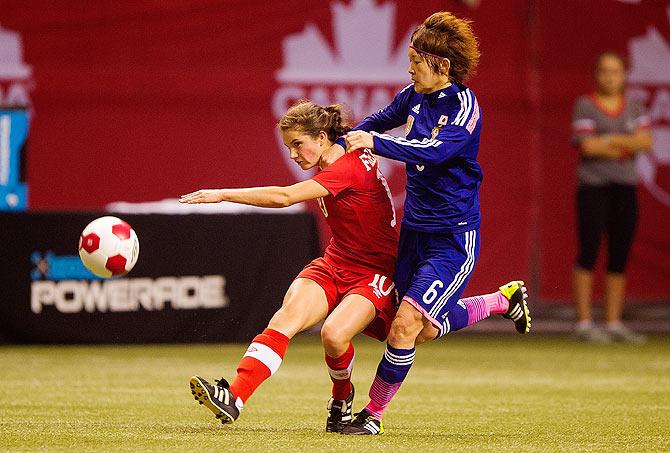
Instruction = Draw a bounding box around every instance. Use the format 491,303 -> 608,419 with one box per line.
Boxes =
422,279 -> 444,304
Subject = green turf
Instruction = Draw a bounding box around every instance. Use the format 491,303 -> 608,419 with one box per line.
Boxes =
1,335 -> 669,452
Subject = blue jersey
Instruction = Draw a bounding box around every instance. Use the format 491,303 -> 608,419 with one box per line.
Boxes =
340,83 -> 483,233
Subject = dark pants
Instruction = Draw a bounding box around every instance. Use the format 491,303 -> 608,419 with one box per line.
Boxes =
576,184 -> 638,273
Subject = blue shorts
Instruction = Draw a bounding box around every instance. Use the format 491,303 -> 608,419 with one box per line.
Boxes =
395,226 -> 480,337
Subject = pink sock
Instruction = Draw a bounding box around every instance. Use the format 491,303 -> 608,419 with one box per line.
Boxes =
365,376 -> 403,419
461,291 -> 509,326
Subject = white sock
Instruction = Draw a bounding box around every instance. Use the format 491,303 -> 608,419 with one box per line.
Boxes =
576,319 -> 593,330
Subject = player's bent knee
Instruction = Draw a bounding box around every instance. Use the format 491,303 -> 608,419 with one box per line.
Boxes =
320,323 -> 350,356
388,311 -> 423,346
415,325 -> 438,345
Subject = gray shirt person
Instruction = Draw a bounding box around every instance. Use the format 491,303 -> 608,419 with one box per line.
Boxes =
572,95 -> 650,186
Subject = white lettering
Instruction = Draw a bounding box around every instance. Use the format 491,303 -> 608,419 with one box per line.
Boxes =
54,280 -> 84,313
333,87 -> 367,116
107,279 -> 132,312
272,86 -> 397,120
83,280 -> 107,313
30,275 -> 230,314
423,280 -> 444,305
358,151 -> 376,171
199,275 -> 229,309
129,278 -> 153,311
152,277 -> 177,311
650,88 -> 670,123
175,276 -> 200,310
31,280 -> 54,314
307,86 -> 330,107
367,87 -> 394,114
272,86 -> 305,119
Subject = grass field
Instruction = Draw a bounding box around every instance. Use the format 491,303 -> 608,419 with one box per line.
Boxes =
1,335 -> 669,452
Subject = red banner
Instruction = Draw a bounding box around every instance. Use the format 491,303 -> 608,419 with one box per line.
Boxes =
2,0 -> 668,301
536,0 -> 670,300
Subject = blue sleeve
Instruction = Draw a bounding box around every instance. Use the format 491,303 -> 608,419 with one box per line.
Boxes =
370,124 -> 473,166
335,84 -> 413,148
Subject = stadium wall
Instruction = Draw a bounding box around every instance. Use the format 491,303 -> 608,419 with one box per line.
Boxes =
1,0 -> 668,303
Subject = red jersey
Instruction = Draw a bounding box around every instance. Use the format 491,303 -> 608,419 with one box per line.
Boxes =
311,149 -> 398,276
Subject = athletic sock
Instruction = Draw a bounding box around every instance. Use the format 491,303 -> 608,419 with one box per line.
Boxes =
325,342 -> 355,400
461,291 -> 510,325
440,291 -> 510,333
365,344 -> 415,420
230,328 -> 289,404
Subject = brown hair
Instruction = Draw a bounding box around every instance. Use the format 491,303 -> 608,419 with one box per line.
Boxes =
411,11 -> 480,84
595,51 -> 628,72
277,100 -> 352,142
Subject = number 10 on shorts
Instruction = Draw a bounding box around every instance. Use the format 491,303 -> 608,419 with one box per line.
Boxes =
422,279 -> 444,304
368,274 -> 395,299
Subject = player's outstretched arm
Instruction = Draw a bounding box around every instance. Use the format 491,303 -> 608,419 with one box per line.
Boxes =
345,129 -> 468,166
179,180 -> 329,208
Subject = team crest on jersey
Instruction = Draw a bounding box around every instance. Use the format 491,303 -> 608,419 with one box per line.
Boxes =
430,115 -> 449,139
405,115 -> 414,137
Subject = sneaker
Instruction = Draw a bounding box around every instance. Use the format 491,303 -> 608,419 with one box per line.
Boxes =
500,280 -> 531,334
606,323 -> 647,344
574,325 -> 611,343
326,384 -> 355,433
340,409 -> 384,435
190,375 -> 241,424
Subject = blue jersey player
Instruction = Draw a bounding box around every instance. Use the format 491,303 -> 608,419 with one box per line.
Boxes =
337,11 -> 532,435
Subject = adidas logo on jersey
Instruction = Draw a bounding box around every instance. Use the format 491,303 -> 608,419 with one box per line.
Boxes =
412,104 -> 420,114
438,91 -> 446,98
416,165 -> 425,171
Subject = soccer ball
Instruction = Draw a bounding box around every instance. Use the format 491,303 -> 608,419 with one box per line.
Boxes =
78,216 -> 140,278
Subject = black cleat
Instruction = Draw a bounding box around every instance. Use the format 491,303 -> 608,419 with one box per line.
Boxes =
340,409 -> 383,435
326,384 -> 354,433
190,375 -> 241,424
500,280 -> 531,334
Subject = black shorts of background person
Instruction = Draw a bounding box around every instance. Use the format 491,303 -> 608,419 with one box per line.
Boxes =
576,183 -> 637,275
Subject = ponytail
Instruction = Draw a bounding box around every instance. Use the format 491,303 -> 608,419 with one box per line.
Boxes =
278,100 -> 352,141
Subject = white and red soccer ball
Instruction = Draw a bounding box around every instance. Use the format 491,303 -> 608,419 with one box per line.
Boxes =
78,216 -> 139,278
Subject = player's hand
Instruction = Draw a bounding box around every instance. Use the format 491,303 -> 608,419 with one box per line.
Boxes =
179,189 -> 224,204
345,131 -> 374,152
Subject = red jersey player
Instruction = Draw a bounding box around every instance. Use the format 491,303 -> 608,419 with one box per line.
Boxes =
180,101 -> 399,432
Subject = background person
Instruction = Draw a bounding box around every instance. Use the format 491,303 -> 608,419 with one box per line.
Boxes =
571,51 -> 653,343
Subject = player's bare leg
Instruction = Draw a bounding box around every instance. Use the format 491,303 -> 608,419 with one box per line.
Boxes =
320,294 -> 376,432
191,278 -> 329,424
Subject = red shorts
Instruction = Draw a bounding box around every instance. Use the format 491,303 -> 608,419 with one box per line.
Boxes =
296,257 -> 398,341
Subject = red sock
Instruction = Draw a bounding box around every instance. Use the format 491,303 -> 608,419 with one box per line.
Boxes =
325,342 -> 355,400
230,328 -> 289,403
